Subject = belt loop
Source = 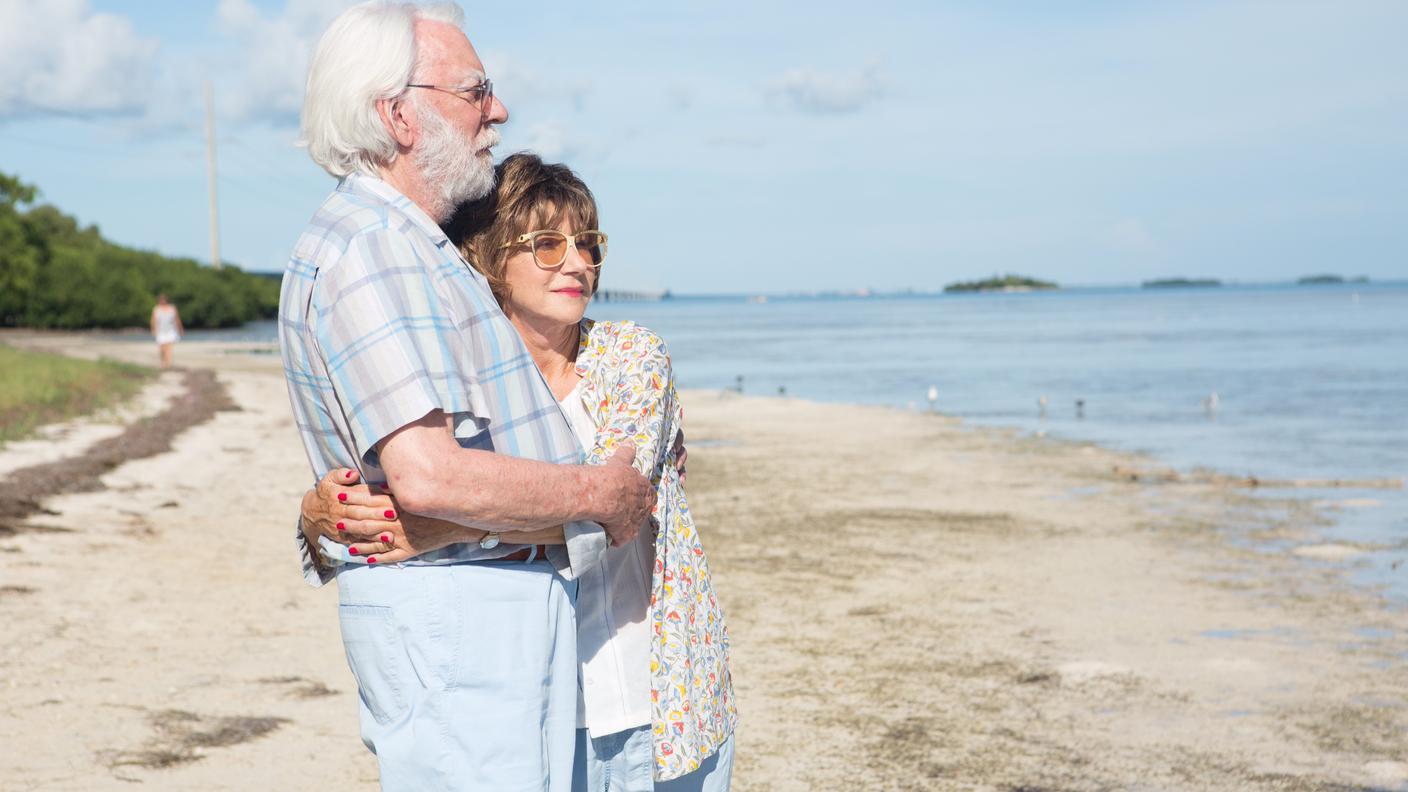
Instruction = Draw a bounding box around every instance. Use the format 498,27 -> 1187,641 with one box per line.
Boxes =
527,544 -> 539,564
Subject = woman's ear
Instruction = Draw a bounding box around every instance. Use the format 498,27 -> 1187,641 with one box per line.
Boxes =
377,94 -> 418,149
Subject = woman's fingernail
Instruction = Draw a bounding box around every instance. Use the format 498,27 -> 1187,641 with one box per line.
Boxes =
384,510 -> 396,519
338,492 -> 348,502
367,556 -> 378,564
336,521 -> 346,532
348,547 -> 359,555
380,534 -> 391,544
344,470 -> 354,479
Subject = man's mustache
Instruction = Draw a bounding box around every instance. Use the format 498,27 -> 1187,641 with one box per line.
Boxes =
474,127 -> 501,152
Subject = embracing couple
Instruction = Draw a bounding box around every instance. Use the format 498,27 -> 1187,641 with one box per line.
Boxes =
277,3 -> 736,790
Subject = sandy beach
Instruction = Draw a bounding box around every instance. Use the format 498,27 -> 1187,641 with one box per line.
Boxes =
1,333 -> 1405,791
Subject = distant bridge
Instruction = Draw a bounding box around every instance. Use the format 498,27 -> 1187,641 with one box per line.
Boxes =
592,288 -> 671,303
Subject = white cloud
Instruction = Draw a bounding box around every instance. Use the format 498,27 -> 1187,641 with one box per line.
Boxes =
214,0 -> 355,125
0,0 -> 158,118
208,7 -> 594,128
479,50 -> 601,165
769,63 -> 883,115
481,50 -> 593,113
509,121 -> 576,161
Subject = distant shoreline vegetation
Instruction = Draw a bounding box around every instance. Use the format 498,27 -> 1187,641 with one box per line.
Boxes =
1297,274 -> 1369,285
943,274 -> 1058,293
0,172 -> 278,330
1142,278 -> 1221,289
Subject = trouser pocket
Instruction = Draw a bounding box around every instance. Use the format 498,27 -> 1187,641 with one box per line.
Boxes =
338,604 -> 411,725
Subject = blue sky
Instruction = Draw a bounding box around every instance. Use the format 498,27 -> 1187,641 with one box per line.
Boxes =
1,0 -> 1404,293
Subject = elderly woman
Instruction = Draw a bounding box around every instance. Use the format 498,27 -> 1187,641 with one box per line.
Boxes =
304,153 -> 736,791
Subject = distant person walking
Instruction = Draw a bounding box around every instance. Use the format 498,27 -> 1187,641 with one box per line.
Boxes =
149,293 -> 183,369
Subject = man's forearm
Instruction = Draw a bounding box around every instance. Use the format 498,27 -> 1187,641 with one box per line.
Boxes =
384,444 -> 602,532
376,411 -> 646,561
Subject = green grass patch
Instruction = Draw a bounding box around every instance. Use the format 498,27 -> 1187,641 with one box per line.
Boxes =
0,344 -> 154,444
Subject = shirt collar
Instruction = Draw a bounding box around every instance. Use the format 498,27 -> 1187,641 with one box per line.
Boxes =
340,172 -> 452,248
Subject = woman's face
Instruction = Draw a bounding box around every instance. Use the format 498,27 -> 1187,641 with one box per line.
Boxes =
500,216 -> 598,331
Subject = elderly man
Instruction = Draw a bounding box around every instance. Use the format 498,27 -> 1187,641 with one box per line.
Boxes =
278,3 -> 654,789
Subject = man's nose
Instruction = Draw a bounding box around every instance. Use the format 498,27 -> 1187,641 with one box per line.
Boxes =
485,93 -> 508,124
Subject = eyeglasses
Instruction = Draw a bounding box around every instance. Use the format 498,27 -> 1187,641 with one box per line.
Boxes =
500,230 -> 608,269
405,78 -> 494,114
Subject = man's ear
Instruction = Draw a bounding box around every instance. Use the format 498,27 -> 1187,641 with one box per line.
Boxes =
377,94 -> 418,149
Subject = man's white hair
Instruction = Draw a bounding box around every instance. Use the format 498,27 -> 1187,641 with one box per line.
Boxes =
301,1 -> 465,178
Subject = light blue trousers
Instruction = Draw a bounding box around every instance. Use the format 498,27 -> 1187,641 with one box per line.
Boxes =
337,560 -> 579,792
573,726 -> 735,792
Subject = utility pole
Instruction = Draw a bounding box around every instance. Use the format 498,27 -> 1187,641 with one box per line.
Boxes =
204,79 -> 222,270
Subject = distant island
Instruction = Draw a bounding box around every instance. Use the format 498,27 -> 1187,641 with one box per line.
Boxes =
1142,278 -> 1221,289
1297,274 -> 1369,285
944,274 -> 1058,293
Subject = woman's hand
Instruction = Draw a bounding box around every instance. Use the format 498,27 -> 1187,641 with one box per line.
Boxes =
673,430 -> 687,483
301,468 -> 398,556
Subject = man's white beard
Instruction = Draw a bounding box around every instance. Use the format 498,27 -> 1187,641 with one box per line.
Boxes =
414,101 -> 499,222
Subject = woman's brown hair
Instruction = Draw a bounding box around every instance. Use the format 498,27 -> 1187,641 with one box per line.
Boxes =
447,153 -> 601,306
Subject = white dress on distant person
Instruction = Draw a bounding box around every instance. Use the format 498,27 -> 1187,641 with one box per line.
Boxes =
152,305 -> 180,345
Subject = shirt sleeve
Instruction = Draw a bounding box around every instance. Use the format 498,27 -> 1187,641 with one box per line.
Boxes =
311,228 -> 494,466
296,515 -> 338,587
548,520 -> 609,582
585,327 -> 677,484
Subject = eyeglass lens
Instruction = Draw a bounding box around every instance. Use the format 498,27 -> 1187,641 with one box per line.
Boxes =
532,232 -> 606,268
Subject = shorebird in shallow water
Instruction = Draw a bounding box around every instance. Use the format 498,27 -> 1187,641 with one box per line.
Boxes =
1038,395 -> 1049,418
1202,391 -> 1220,416
1075,399 -> 1085,419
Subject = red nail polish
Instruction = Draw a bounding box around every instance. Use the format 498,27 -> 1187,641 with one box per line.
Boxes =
385,510 -> 396,519
380,534 -> 391,544
336,522 -> 346,532
344,470 -> 354,479
367,557 -> 377,564
348,547 -> 359,555
338,493 -> 348,502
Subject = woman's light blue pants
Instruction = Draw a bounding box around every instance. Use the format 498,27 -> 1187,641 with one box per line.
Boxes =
573,726 -> 735,792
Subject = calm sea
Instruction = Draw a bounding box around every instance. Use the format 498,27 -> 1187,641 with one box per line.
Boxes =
195,281 -> 1408,598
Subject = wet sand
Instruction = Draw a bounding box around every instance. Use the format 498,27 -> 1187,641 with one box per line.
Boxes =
1,333 -> 1405,791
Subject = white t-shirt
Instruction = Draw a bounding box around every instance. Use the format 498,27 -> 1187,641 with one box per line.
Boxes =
560,380 -> 654,736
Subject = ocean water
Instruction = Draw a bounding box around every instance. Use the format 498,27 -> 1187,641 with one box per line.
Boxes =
195,281 -> 1408,598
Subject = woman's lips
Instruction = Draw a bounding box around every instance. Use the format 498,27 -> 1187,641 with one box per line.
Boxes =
554,288 -> 584,298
